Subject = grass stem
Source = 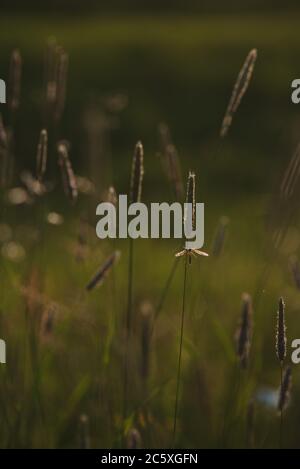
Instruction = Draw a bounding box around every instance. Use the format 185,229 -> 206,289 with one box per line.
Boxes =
123,237 -> 134,438
172,254 -> 188,447
280,363 -> 283,449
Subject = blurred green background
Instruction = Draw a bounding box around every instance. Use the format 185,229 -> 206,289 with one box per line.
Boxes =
1,2 -> 300,449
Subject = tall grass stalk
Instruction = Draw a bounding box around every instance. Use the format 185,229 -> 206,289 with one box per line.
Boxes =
172,171 -> 205,446
275,297 -> 287,448
8,49 -> 22,124
158,122 -> 184,201
104,188 -> 119,365
123,236 -> 133,425
123,142 -> 144,435
280,364 -> 283,448
172,253 -> 188,447
277,366 -> 292,449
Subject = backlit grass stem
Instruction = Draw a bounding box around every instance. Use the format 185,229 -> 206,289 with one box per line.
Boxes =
276,297 -> 287,448
172,253 -> 188,447
123,141 -> 144,436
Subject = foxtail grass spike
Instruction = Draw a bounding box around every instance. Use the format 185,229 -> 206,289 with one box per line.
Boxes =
86,251 -> 121,291
130,141 -> 144,204
276,297 -> 287,363
43,40 -> 68,124
165,144 -> 184,201
158,123 -> 184,200
185,171 -> 196,231
0,114 -> 7,147
57,141 -> 78,203
8,49 -> 22,114
176,171 -> 209,261
236,293 -> 253,368
106,185 -> 117,206
220,49 -> 257,138
44,38 -> 58,112
36,129 -> 48,182
54,48 -> 68,123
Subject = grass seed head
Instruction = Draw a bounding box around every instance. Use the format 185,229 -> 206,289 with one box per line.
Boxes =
236,292 -> 253,368
57,140 -> 78,203
185,171 -> 196,231
130,141 -> 144,204
158,123 -> 183,200
8,49 -> 22,114
36,129 -> 48,182
86,251 -> 121,291
276,297 -> 287,363
220,48 -> 257,138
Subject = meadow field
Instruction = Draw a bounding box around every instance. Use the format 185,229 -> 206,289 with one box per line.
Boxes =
0,13 -> 300,448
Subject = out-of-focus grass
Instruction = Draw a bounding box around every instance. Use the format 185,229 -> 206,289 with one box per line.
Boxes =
0,14 -> 299,159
